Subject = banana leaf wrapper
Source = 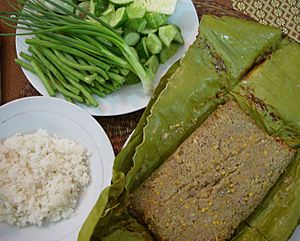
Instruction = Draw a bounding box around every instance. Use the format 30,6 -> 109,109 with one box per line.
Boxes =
200,15 -> 282,82
232,151 -> 300,241
79,15 -> 287,241
231,41 -> 300,147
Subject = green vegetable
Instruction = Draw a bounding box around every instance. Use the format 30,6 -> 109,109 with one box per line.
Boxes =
145,12 -> 168,29
146,33 -> 162,54
109,7 -> 128,28
158,25 -> 178,47
126,2 -> 146,19
124,18 -> 147,33
109,0 -> 134,5
90,0 -> 109,16
159,43 -> 180,63
75,1 -> 90,18
144,55 -> 159,74
124,32 -> 140,46
1,0 -> 154,96
102,3 -> 115,15
124,71 -> 141,85
136,37 -> 149,61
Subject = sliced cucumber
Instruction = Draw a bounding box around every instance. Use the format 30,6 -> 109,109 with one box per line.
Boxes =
140,28 -> 157,35
124,32 -> 140,46
109,7 -> 128,28
126,2 -> 146,19
159,43 -> 180,64
145,12 -> 168,29
146,33 -> 163,55
102,3 -> 115,15
173,26 -> 184,44
90,0 -> 109,16
158,25 -> 178,47
109,0 -> 134,5
144,55 -> 159,74
136,37 -> 149,60
75,1 -> 90,18
124,18 -> 147,33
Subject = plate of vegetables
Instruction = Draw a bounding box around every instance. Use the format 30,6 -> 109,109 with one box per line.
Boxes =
14,0 -> 199,116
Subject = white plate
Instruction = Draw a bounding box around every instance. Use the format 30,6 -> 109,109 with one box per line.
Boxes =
16,0 -> 199,116
0,97 -> 115,241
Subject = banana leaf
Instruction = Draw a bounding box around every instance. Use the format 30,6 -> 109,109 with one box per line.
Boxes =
79,15 -> 289,241
231,41 -> 300,147
232,151 -> 300,241
232,226 -> 268,241
200,15 -> 282,82
78,62 -> 180,241
125,34 -> 227,191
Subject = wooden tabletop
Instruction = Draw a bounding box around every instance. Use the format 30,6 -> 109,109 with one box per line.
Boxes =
0,0 -> 245,154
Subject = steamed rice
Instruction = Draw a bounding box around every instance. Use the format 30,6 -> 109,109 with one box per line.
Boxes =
0,129 -> 90,227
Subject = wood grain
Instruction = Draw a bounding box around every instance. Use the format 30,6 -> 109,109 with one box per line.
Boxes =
0,0 -> 249,154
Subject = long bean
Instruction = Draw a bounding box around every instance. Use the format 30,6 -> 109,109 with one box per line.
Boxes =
15,58 -> 34,72
25,38 -> 110,71
30,60 -> 56,96
30,46 -> 80,95
47,70 -> 84,103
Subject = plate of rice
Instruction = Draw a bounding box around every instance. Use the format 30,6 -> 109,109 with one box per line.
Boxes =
0,97 -> 114,241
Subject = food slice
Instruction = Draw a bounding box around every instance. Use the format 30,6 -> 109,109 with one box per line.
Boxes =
130,101 -> 295,241
232,41 -> 300,146
200,15 -> 282,84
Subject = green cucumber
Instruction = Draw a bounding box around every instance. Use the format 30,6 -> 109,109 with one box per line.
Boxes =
136,37 -> 149,60
145,12 -> 168,29
159,43 -> 180,63
144,55 -> 159,74
90,0 -> 109,16
109,7 -> 128,28
109,0 -> 134,5
158,25 -> 178,47
124,32 -> 140,46
146,33 -> 163,55
124,18 -> 147,33
126,2 -> 146,19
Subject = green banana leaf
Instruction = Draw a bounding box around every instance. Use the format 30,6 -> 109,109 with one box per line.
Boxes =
79,15 -> 292,241
125,34 -> 227,191
78,62 -> 180,241
232,151 -> 300,241
232,226 -> 268,241
231,41 -> 300,147
200,15 -> 282,82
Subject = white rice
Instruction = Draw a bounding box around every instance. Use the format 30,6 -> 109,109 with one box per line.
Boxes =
0,129 -> 90,227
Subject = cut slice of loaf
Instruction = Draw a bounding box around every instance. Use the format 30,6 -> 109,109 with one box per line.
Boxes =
130,100 -> 295,241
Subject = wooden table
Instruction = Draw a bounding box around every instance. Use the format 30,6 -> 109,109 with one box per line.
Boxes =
0,0 -> 246,154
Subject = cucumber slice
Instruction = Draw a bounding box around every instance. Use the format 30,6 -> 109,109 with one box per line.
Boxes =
90,0 -> 109,16
173,26 -> 184,44
145,12 -> 168,29
158,25 -> 178,47
109,0 -> 133,5
140,28 -> 157,35
146,33 -> 163,55
124,18 -> 147,32
102,3 -> 115,15
144,55 -> 159,74
129,47 -> 140,61
109,7 -> 128,28
159,43 -> 180,64
76,1 -> 90,18
136,37 -> 149,60
124,32 -> 140,46
126,2 -> 146,19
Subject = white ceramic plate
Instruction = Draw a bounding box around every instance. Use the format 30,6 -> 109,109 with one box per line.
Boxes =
16,0 -> 199,116
0,97 -> 115,241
